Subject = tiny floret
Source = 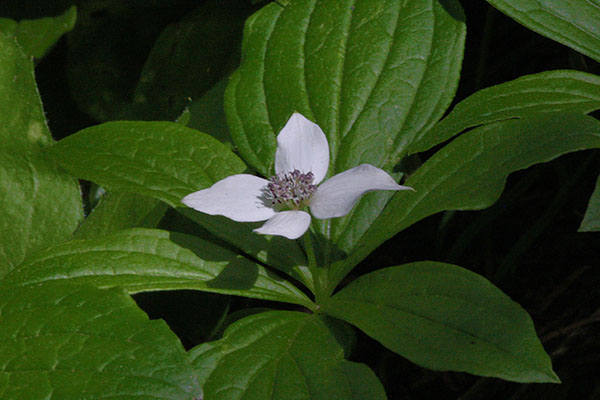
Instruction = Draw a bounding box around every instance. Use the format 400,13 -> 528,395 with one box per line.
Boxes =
182,112 -> 413,239
266,169 -> 317,208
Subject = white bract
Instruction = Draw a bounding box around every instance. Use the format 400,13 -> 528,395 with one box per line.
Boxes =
182,113 -> 413,239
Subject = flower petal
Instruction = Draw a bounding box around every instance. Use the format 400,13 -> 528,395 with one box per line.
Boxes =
310,164 -> 413,219
182,174 -> 275,222
275,112 -> 329,184
253,210 -> 311,239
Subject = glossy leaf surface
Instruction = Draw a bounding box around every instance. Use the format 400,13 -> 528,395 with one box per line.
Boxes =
486,0 -> 600,63
4,228 -> 314,309
0,33 -> 82,276
0,282 -> 202,399
191,311 -> 386,400
325,262 -> 559,383
409,70 -> 600,155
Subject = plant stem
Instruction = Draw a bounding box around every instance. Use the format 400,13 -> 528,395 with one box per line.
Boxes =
303,231 -> 327,308
303,230 -> 318,270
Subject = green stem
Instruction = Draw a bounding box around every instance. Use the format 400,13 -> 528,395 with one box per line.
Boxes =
303,231 -> 328,308
322,220 -> 332,270
303,230 -> 318,270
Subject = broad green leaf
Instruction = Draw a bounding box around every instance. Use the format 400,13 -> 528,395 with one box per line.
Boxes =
226,0 -> 465,175
49,120 -> 312,289
190,311 -> 386,400
579,172 -> 600,232
74,192 -> 167,239
4,228 -> 315,310
129,0 -> 250,121
50,121 -> 246,208
409,70 -> 600,155
324,262 -> 559,383
0,282 -> 202,399
0,33 -> 82,276
0,6 -> 76,58
486,0 -> 600,63
332,113 -> 600,286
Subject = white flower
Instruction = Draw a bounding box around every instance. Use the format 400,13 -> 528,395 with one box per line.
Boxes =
182,113 -> 413,240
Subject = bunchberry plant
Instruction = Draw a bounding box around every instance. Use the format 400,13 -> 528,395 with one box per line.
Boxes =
1,1 -> 599,399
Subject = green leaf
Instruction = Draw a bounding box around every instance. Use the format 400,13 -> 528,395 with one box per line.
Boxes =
4,228 -> 314,309
0,33 -> 82,276
0,282 -> 202,399
333,113 -> 600,284
50,120 -> 246,208
324,262 -> 559,383
74,192 -> 167,239
486,0 -> 600,63
226,0 -> 465,175
0,6 -> 76,58
579,172 -> 600,232
190,311 -> 386,400
409,70 -> 600,155
129,0 -> 250,121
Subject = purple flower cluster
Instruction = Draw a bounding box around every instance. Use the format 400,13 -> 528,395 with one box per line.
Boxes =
266,169 -> 317,207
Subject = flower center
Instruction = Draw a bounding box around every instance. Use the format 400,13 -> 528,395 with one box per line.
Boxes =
266,169 -> 317,209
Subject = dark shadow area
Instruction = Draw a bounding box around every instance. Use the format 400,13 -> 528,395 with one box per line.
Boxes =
206,257 -> 259,291
133,289 -> 310,350
0,0 -> 72,19
133,289 -> 230,349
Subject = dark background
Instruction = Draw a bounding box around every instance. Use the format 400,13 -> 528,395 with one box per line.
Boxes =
2,1 -> 599,398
